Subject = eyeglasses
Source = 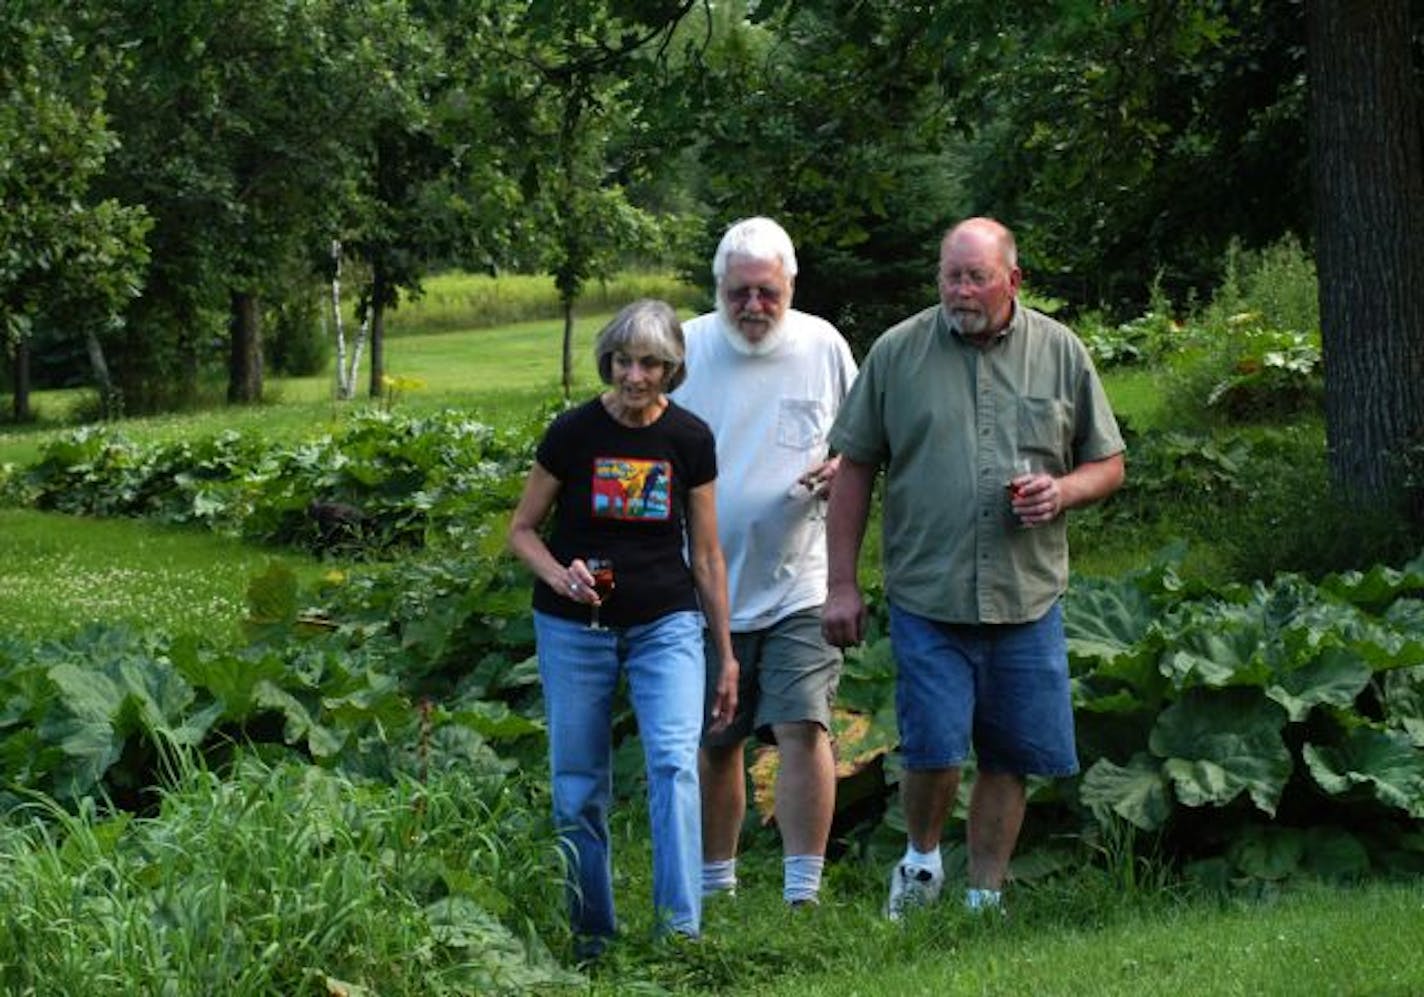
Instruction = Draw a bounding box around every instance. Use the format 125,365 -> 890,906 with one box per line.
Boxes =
725,284 -> 784,306
940,268 -> 1000,290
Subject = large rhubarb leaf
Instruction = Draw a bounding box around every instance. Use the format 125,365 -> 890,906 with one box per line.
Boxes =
1265,645 -> 1373,722
1303,727 -> 1424,818
38,653 -> 202,800
1151,688 -> 1291,815
1320,559 -> 1424,611
1381,665 -> 1424,747
1159,604 -> 1273,690
1079,753 -> 1171,830
1066,578 -> 1165,706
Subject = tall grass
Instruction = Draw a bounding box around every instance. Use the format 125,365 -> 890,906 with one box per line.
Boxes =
382,269 -> 706,336
0,754 -> 574,995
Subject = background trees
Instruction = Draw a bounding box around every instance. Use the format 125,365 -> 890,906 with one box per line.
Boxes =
0,6 -> 149,421
1,0 -> 1421,513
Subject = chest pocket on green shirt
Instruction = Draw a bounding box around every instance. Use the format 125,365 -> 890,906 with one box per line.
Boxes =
777,398 -> 827,450
1017,396 -> 1073,472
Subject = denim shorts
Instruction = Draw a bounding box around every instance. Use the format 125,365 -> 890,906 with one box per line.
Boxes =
701,608 -> 842,747
889,601 -> 1078,776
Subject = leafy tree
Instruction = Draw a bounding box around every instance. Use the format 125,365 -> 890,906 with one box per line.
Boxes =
336,1 -> 524,400
950,1 -> 1310,315
481,0 -> 700,396
0,5 -> 149,421
93,0 -> 381,407
678,0 -> 962,352
1306,0 -> 1424,512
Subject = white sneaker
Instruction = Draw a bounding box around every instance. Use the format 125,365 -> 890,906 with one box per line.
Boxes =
886,861 -> 943,921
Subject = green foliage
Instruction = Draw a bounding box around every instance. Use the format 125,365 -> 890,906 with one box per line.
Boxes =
0,548 -> 546,806
0,3 -> 150,419
676,2 -> 962,352
959,2 -> 1309,315
264,269 -> 331,377
1202,235 -> 1320,336
0,756 -> 574,994
1200,322 -> 1321,421
1149,234 -> 1323,428
1078,282 -> 1187,370
1069,549 -> 1424,882
10,408 -> 539,556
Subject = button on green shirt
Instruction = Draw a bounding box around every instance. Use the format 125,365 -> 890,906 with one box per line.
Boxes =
828,303 -> 1124,624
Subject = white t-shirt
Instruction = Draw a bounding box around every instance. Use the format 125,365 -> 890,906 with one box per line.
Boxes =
673,309 -> 858,630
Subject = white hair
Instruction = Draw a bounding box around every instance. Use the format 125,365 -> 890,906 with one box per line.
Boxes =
711,217 -> 798,284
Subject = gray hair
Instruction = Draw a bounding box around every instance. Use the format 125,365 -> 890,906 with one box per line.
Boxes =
711,216 -> 799,284
594,299 -> 687,392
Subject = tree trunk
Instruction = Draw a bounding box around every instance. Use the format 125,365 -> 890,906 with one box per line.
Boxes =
84,326 -> 119,420
561,297 -> 575,400
11,337 -> 31,422
1307,0 -> 1424,505
367,263 -> 386,399
331,239 -> 353,400
227,290 -> 264,404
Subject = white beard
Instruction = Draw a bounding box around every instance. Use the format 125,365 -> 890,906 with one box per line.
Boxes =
946,307 -> 990,337
717,300 -> 786,356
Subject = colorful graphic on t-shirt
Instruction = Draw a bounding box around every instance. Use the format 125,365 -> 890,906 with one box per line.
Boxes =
592,456 -> 672,520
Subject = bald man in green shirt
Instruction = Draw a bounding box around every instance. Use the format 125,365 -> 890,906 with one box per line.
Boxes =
822,217 -> 1125,919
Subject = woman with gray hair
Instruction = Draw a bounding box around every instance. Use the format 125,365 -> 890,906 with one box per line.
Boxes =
508,299 -> 739,958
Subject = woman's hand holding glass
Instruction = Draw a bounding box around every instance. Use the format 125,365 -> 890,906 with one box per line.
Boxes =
563,557 -> 615,629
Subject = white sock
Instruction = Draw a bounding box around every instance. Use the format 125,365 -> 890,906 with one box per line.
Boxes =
965,887 -> 1002,910
783,854 -> 824,904
902,843 -> 942,875
702,858 -> 737,896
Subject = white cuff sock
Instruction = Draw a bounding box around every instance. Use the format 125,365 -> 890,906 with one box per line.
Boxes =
702,858 -> 737,896
965,887 -> 1002,910
783,854 -> 824,904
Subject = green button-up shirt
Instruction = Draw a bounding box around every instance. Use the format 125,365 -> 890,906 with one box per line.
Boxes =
828,302 -> 1124,624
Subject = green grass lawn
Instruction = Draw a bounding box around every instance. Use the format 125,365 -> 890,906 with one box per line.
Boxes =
735,879 -> 1424,996
0,508 -> 324,643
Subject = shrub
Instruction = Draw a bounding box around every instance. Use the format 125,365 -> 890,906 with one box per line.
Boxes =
1079,281 -> 1187,370
1202,234 -> 1318,336
266,283 -> 332,376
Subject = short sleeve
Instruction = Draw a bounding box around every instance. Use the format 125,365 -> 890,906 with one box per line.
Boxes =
535,410 -> 575,481
685,418 -> 718,488
1072,351 -> 1126,464
828,344 -> 887,465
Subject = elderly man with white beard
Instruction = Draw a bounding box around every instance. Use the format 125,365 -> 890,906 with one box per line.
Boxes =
672,217 -> 858,907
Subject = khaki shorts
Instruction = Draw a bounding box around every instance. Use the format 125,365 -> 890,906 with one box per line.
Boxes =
702,607 -> 842,747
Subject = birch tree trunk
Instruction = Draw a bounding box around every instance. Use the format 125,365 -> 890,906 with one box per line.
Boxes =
331,239 -> 353,400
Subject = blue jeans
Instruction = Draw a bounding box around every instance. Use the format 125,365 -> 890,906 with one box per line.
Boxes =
534,610 -> 704,940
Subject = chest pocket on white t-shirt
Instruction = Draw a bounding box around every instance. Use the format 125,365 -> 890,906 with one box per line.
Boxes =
776,398 -> 828,450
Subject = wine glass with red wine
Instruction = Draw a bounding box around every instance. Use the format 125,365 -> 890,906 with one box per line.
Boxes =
586,558 -> 615,630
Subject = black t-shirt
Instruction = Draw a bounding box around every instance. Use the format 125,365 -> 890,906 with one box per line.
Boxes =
532,397 -> 717,627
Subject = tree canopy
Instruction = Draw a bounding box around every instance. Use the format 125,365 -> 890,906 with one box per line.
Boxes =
2,0 -> 1421,510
